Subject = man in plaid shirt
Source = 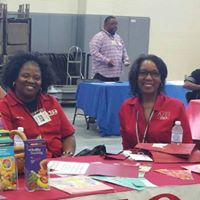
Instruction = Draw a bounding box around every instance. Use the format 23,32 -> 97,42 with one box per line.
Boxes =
89,16 -> 130,82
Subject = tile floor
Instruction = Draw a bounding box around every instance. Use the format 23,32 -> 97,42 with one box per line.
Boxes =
62,105 -> 123,155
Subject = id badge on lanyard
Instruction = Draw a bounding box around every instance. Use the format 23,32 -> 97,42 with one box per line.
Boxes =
32,108 -> 51,126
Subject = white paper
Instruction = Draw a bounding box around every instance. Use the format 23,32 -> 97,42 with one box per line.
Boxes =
123,151 -> 153,162
14,135 -> 24,147
152,143 -> 168,148
129,154 -> 153,162
122,150 -> 132,157
48,161 -> 89,175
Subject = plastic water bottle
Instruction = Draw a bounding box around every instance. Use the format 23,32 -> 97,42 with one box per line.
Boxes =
14,127 -> 25,147
171,121 -> 183,144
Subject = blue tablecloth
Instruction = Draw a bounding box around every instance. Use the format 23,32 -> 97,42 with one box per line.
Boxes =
76,81 -> 188,136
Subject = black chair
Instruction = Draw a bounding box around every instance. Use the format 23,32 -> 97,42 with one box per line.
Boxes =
72,107 -> 96,130
185,91 -> 200,103
72,79 -> 101,129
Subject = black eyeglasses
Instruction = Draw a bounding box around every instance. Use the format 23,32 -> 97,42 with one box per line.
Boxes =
139,70 -> 160,78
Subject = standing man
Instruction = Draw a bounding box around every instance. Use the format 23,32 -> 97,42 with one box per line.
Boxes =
89,16 -> 130,82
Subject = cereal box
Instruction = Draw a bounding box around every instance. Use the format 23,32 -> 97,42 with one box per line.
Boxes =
24,139 -> 49,192
0,130 -> 18,191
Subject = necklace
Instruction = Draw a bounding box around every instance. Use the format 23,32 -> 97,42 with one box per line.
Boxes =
135,110 -> 154,144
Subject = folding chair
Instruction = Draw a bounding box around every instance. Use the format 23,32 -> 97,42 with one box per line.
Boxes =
72,107 -> 93,130
72,79 -> 101,129
66,46 -> 84,85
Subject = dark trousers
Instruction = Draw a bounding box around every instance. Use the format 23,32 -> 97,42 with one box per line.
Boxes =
93,73 -> 119,82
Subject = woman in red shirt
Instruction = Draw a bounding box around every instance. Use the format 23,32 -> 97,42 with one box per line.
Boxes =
0,52 -> 76,157
119,54 -> 192,150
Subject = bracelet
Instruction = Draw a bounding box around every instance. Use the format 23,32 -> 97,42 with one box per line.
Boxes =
63,151 -> 73,156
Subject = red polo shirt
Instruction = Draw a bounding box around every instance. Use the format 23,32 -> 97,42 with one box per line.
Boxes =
0,90 -> 75,157
119,94 -> 192,150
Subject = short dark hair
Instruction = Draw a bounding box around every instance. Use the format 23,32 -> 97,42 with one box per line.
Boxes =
1,52 -> 55,92
129,54 -> 168,96
104,15 -> 116,25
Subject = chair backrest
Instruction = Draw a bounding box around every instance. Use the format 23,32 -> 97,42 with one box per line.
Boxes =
185,91 -> 200,103
66,46 -> 84,85
186,100 -> 200,140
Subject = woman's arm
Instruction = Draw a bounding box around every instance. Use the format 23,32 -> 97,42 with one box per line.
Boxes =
0,86 -> 6,98
62,135 -> 76,156
51,96 -> 76,156
183,80 -> 200,91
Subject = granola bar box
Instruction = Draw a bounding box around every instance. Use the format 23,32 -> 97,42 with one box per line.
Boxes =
24,139 -> 49,192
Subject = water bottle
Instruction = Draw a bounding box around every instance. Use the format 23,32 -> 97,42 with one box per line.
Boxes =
171,121 -> 183,144
14,127 -> 25,147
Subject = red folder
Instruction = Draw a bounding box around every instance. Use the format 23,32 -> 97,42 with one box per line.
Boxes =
151,149 -> 200,163
86,162 -> 138,178
186,100 -> 200,140
135,143 -> 196,157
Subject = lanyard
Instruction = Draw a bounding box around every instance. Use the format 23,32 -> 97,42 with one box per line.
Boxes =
136,110 -> 154,144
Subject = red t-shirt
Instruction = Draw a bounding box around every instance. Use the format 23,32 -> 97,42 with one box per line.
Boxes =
119,94 -> 192,150
0,90 -> 75,157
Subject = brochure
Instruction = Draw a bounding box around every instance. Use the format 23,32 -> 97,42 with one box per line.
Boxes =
50,175 -> 114,195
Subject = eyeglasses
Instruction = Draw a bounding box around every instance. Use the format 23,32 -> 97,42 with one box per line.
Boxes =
139,70 -> 160,78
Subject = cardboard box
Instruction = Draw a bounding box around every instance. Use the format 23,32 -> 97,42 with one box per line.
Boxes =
24,139 -> 49,192
0,131 -> 18,191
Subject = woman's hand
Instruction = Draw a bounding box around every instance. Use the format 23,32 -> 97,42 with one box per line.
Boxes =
10,129 -> 27,141
10,129 -> 27,153
62,135 -> 76,157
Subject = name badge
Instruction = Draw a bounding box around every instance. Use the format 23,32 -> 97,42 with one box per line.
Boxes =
32,109 -> 51,126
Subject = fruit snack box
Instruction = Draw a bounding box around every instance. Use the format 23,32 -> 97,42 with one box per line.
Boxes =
0,130 -> 18,191
24,139 -> 49,192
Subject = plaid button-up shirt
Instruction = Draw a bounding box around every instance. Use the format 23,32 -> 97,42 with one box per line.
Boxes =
89,29 -> 130,78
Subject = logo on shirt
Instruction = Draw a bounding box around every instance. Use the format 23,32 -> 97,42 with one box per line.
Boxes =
156,111 -> 170,120
16,116 -> 25,120
47,109 -> 58,117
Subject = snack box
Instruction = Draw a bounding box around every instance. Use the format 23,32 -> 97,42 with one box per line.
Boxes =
0,133 -> 18,191
24,139 -> 49,192
0,129 -> 10,138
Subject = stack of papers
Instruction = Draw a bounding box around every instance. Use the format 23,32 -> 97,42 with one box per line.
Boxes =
123,150 -> 153,161
50,176 -> 114,194
48,160 -> 138,178
48,161 -> 89,175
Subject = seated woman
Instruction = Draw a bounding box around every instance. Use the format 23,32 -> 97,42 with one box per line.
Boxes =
119,54 -> 192,150
0,52 -> 76,157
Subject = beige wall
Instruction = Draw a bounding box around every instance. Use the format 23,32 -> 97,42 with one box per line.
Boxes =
0,0 -> 78,13
81,0 -> 200,80
1,0 -> 199,80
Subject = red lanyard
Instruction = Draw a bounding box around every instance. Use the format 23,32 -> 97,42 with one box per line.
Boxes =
136,110 -> 154,144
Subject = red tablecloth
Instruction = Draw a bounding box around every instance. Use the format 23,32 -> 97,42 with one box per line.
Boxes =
1,155 -> 200,200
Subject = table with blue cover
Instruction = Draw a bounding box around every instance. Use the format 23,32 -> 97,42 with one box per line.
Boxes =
76,81 -> 188,136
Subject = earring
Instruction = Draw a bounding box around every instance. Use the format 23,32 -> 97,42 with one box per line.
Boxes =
12,82 -> 16,87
